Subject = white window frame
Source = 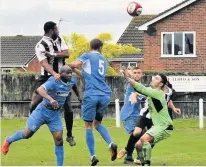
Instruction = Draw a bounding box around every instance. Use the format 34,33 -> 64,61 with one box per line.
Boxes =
120,62 -> 137,68
161,31 -> 196,57
1,68 -> 13,73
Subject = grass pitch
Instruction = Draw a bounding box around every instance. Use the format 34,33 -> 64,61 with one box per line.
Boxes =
1,118 -> 206,166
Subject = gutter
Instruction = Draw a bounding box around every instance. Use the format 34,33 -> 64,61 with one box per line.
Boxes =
21,65 -> 27,72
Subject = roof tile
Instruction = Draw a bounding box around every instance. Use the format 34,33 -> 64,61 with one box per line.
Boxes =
1,36 -> 42,66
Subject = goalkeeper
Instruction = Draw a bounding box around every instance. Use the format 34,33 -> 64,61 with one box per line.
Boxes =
121,68 -> 173,166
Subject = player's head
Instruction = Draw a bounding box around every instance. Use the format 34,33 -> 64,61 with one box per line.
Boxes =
132,67 -> 142,81
150,74 -> 167,89
90,38 -> 103,52
44,21 -> 59,40
59,65 -> 72,83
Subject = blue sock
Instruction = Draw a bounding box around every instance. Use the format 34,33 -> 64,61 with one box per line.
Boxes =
6,130 -> 24,144
96,124 -> 112,147
85,128 -> 95,157
55,145 -> 64,166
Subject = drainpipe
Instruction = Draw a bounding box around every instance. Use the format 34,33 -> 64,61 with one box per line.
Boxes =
21,65 -> 27,72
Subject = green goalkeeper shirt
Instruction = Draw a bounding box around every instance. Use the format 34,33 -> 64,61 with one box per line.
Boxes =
133,82 -> 173,126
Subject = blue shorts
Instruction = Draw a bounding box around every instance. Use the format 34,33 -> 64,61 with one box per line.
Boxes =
122,116 -> 138,134
27,103 -> 63,132
81,95 -> 111,122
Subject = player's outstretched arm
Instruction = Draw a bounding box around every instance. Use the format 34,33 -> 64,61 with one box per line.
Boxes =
168,100 -> 181,115
37,86 -> 59,109
121,67 -> 160,98
67,61 -> 83,68
132,81 -> 161,99
42,50 -> 69,58
72,67 -> 83,78
40,59 -> 60,81
36,43 -> 60,80
55,49 -> 69,58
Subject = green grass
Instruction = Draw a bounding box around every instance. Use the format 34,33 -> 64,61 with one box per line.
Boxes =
1,118 -> 206,166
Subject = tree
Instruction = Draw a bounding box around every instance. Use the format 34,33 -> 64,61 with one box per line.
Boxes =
62,33 -> 141,76
62,33 -> 89,63
97,33 -> 112,43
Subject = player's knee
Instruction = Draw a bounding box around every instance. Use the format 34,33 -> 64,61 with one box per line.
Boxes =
23,131 -> 34,139
55,137 -> 63,146
135,140 -> 142,151
85,121 -> 93,129
133,129 -> 142,136
93,121 -> 101,129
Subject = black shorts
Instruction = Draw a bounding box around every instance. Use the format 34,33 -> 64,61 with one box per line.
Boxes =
34,75 -> 51,94
135,116 -> 153,130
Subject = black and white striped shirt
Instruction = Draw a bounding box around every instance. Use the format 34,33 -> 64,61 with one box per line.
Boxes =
35,36 -> 68,76
139,86 -> 173,119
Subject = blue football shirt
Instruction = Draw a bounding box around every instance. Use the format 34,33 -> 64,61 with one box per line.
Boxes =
78,52 -> 112,96
42,76 -> 76,107
120,83 -> 143,121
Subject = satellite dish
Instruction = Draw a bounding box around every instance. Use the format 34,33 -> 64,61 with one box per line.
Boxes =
147,26 -> 156,36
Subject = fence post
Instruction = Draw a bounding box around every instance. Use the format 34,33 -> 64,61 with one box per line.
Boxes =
115,99 -> 120,128
199,98 -> 204,129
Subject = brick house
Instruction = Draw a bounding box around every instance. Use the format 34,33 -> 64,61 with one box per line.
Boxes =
115,0 -> 206,73
1,36 -> 42,73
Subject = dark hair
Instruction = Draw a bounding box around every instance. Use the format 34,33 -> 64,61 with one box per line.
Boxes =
159,74 -> 167,88
44,21 -> 56,33
133,67 -> 140,70
166,81 -> 173,89
90,39 -> 103,50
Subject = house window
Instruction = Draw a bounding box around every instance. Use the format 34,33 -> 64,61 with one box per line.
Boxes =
161,32 -> 196,57
1,68 -> 13,73
121,62 -> 137,68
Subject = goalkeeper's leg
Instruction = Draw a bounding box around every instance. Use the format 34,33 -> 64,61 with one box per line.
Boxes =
135,133 -> 154,166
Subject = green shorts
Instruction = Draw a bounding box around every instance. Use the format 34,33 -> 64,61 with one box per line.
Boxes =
146,125 -> 173,144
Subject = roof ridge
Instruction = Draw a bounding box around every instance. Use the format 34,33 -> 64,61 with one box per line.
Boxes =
138,0 -> 198,30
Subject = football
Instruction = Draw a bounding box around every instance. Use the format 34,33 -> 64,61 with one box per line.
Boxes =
127,1 -> 142,17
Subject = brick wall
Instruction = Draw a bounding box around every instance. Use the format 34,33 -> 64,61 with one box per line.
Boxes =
15,57 -> 41,73
26,57 -> 41,72
139,0 -> 206,72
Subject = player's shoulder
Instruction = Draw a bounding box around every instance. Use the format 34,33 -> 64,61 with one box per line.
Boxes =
167,86 -> 173,96
83,52 -> 92,57
151,88 -> 165,97
35,38 -> 45,49
100,54 -> 107,61
47,76 -> 55,83
57,35 -> 64,41
79,52 -> 90,59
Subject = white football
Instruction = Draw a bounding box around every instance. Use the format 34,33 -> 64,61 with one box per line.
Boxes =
127,1 -> 142,17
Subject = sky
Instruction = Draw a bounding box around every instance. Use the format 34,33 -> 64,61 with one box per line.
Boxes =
0,0 -> 184,42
